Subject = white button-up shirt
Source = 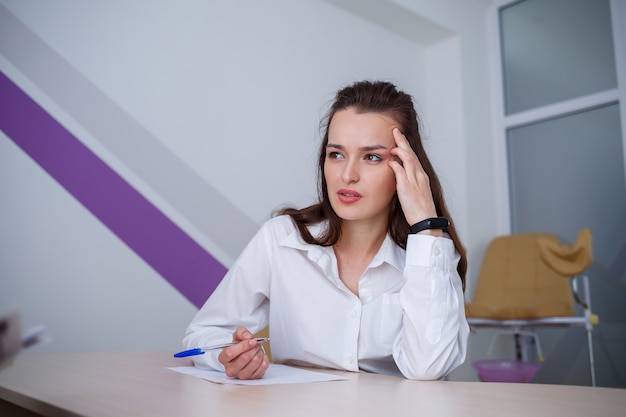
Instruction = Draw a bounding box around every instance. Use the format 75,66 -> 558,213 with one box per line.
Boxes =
183,215 -> 469,380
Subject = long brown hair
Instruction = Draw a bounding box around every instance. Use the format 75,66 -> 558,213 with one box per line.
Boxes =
277,80 -> 467,289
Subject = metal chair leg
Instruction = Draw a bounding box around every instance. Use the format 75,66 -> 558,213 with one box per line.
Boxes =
587,330 -> 596,387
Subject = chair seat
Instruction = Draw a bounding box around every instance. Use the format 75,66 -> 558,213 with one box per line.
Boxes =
468,316 -> 589,328
466,301 -> 574,320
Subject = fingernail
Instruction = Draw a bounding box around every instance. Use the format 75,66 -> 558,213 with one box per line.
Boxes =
243,331 -> 252,339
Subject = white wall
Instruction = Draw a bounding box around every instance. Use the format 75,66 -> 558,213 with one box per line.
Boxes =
0,0 -> 495,381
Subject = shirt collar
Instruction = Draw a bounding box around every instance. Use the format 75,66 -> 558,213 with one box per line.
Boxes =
279,221 -> 404,272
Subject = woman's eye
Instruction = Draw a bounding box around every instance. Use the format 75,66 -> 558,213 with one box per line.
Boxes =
328,151 -> 343,159
365,154 -> 382,161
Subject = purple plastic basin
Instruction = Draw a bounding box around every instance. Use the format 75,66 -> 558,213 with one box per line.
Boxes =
473,360 -> 541,383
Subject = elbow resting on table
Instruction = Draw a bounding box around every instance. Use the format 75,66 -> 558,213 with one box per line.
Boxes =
397,327 -> 469,380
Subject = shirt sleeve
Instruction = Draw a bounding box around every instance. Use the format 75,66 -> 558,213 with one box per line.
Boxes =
181,223 -> 273,371
393,234 -> 469,380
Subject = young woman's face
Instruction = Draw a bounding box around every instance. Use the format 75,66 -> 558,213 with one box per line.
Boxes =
324,108 -> 398,226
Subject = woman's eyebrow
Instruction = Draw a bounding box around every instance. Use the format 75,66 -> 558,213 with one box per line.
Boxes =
326,143 -> 389,151
361,144 -> 389,152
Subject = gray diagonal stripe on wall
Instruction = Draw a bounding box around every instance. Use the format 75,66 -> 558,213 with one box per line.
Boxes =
0,5 -> 257,260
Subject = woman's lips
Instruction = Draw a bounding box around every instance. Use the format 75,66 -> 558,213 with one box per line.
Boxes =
337,189 -> 362,203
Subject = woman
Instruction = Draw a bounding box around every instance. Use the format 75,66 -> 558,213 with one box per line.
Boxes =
183,80 -> 469,380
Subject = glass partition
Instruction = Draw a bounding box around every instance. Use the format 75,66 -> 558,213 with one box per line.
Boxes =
507,103 -> 625,272
500,0 -> 617,114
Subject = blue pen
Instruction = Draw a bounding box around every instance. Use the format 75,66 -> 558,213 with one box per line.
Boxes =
173,337 -> 270,358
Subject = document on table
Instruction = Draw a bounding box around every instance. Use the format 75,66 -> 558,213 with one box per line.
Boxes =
168,363 -> 349,385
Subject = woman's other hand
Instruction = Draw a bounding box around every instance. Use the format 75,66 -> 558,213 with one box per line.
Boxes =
217,326 -> 269,379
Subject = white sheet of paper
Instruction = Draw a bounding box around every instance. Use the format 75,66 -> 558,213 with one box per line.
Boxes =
168,363 -> 349,385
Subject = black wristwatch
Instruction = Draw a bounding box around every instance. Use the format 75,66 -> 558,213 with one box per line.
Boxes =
409,217 -> 449,234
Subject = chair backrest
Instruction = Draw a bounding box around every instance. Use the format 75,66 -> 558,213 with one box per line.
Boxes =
467,233 -> 575,319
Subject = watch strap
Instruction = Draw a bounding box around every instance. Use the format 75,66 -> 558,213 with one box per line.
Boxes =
409,217 -> 449,234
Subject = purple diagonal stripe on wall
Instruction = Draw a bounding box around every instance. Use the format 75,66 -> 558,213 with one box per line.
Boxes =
0,5 -> 257,263
0,70 -> 226,308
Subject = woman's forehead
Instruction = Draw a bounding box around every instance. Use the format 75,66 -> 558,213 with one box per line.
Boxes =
329,109 -> 398,145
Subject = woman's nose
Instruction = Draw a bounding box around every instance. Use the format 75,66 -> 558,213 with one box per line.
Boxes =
341,159 -> 359,184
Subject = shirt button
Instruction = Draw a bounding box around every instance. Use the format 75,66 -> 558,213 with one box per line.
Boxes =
434,247 -> 441,257
349,357 -> 355,365
351,310 -> 357,318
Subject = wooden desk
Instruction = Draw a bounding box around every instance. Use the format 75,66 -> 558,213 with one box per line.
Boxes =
0,351 -> 624,417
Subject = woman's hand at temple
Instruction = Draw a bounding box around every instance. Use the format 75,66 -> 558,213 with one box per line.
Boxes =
389,128 -> 442,237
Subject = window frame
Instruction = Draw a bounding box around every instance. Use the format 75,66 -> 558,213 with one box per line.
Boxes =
489,0 -> 626,234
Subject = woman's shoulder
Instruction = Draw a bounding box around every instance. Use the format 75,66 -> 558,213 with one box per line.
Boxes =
264,214 -> 295,228
259,214 -> 298,238
261,214 -> 326,246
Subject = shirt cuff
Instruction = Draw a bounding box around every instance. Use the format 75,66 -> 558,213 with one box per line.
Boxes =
405,234 -> 455,269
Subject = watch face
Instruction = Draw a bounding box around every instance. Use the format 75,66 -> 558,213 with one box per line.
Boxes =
430,217 -> 449,228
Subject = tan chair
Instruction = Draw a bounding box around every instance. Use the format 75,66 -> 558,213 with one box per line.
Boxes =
466,229 -> 598,385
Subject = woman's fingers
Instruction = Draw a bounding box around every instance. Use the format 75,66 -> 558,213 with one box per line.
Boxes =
389,128 -> 438,225
232,326 -> 253,342
227,344 -> 267,380
219,334 -> 269,380
391,128 -> 426,177
241,346 -> 270,380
